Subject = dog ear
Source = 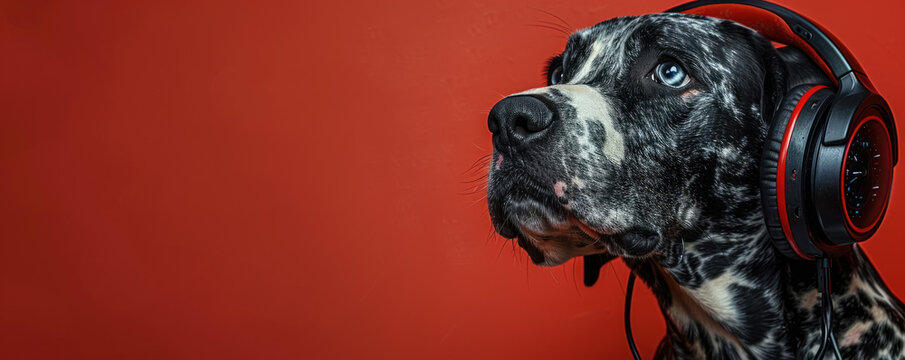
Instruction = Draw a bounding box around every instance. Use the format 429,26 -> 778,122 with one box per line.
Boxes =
721,20 -> 789,124
775,46 -> 835,90
753,38 -> 787,125
583,253 -> 618,286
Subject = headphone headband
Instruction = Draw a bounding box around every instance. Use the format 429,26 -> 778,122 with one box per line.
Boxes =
667,0 -> 865,83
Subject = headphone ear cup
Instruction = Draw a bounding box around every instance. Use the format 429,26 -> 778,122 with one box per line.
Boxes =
760,85 -> 818,260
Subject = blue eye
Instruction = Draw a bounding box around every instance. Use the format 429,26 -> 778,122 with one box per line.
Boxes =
549,65 -> 564,85
654,61 -> 690,88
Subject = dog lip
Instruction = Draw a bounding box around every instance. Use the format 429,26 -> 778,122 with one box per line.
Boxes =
568,214 -> 612,239
517,235 -> 545,264
495,220 -> 519,239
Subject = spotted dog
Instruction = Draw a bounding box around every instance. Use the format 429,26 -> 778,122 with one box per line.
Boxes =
486,13 -> 905,359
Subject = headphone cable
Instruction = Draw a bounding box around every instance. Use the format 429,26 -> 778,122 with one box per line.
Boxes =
814,258 -> 842,360
625,272 -> 642,360
624,261 -> 842,360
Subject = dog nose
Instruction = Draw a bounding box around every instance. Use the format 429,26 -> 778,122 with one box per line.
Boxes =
488,95 -> 554,149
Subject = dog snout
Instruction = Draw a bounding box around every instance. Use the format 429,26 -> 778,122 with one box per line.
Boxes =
487,95 -> 554,150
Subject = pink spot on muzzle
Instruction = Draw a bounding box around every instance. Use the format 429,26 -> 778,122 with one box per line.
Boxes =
495,154 -> 503,170
554,181 -> 567,197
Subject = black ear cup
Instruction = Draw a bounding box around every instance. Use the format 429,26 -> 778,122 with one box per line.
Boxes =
811,90 -> 897,246
761,85 -> 833,260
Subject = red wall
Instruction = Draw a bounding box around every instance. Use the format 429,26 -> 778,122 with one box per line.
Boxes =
1,0 -> 903,358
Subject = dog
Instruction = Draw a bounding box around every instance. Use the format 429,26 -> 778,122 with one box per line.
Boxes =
486,13 -> 905,359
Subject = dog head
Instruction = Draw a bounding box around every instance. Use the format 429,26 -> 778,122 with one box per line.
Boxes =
486,13 -> 787,266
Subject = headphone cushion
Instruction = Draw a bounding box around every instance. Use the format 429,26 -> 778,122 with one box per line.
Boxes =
760,85 -> 816,257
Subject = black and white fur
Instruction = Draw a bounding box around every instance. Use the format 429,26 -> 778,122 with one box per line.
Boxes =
486,13 -> 905,359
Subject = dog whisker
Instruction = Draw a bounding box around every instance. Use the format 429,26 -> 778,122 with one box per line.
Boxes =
546,267 -> 560,284
571,259 -> 582,295
466,153 -> 492,167
523,24 -> 571,37
533,19 -> 571,33
610,262 -> 626,296
529,7 -> 572,29
461,184 -> 488,194
459,176 -> 488,184
458,182 -> 488,195
464,161 -> 491,171
468,194 -> 488,206
497,237 -> 510,259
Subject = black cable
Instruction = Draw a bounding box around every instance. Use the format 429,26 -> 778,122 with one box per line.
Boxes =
829,326 -> 843,360
813,259 -> 829,359
821,258 -> 843,360
813,311 -> 829,359
814,258 -> 842,360
625,272 -> 641,360
622,262 -> 841,360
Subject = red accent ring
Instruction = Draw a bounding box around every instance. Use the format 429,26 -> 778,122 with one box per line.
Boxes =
840,116 -> 893,234
776,85 -> 827,260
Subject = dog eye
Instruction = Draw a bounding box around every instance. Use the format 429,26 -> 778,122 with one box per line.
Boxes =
546,54 -> 564,85
653,61 -> 690,88
549,65 -> 564,85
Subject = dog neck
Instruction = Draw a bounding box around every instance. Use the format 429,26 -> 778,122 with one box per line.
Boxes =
629,219 -> 792,359
622,112 -> 797,358
784,246 -> 905,359
628,201 -> 905,359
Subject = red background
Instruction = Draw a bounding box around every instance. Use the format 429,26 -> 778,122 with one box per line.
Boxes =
1,0 -> 903,358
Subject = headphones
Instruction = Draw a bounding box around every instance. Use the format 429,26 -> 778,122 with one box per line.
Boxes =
668,0 -> 898,261
581,1 -> 899,359
584,0 -> 899,283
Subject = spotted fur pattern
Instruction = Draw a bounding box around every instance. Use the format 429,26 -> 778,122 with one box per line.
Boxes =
486,13 -> 905,359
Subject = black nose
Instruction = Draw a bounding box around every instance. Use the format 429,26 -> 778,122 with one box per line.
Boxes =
488,95 -> 554,149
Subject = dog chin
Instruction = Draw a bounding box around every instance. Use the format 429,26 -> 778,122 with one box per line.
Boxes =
533,252 -> 572,267
513,221 -> 662,266
515,227 -> 610,266
516,234 -> 579,266
490,199 -> 616,265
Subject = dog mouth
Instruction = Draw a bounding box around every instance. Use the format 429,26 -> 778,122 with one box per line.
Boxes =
569,214 -> 605,239
499,205 -> 614,266
516,235 -> 546,264
492,194 -> 664,265
515,214 -> 609,265
486,167 -> 627,265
